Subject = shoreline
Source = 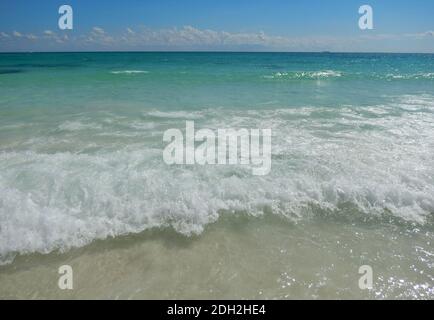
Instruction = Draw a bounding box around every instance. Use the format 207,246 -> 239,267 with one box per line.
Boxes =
1,213 -> 432,299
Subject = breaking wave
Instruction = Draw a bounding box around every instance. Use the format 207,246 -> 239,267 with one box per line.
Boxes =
1,94 -> 434,265
110,70 -> 149,75
264,70 -> 342,80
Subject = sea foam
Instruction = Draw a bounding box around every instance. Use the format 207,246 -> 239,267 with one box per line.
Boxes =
265,70 -> 342,80
110,70 -> 149,75
1,95 -> 434,265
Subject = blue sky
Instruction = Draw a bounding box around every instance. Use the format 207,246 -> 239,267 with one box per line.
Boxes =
0,0 -> 433,52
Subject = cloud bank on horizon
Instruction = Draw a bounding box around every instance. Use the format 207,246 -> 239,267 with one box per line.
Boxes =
0,0 -> 433,52
1,25 -> 434,52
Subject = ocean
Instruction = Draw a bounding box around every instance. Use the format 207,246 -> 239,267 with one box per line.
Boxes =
0,52 -> 433,299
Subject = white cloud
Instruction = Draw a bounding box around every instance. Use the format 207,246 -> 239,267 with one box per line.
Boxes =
403,30 -> 434,39
44,30 -> 55,36
26,34 -> 38,40
82,27 -> 115,46
2,26 -> 434,52
132,26 -> 349,51
119,26 -> 299,48
92,27 -> 105,35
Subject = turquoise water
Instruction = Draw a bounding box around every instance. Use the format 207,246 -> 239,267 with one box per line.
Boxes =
0,52 -> 433,299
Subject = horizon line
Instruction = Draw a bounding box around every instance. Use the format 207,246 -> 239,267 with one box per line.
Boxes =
1,50 -> 434,55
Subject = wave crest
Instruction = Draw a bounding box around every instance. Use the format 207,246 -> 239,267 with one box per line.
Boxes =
264,70 -> 342,80
1,95 -> 434,265
110,70 -> 149,75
